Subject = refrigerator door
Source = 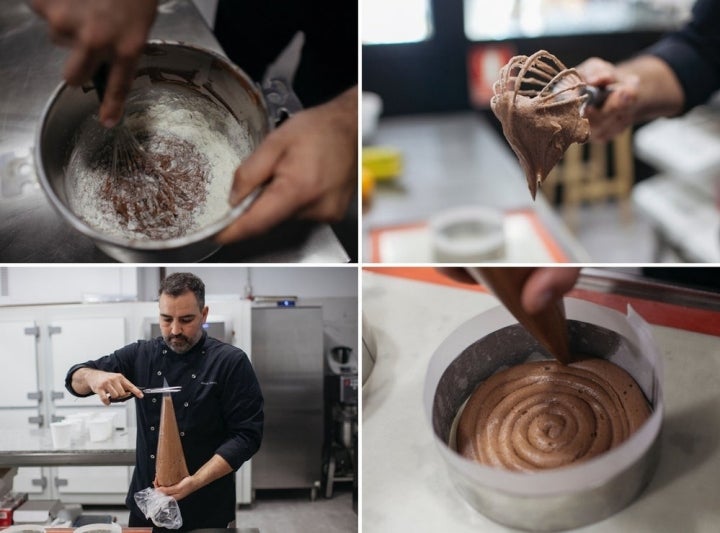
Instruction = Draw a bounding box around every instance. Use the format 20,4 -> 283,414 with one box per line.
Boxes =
251,306 -> 324,491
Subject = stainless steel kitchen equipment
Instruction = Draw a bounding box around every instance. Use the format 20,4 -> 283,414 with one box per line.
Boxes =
250,305 -> 324,499
36,41 -> 276,263
323,346 -> 357,500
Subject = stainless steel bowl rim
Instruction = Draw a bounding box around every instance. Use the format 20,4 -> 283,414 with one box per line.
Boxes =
34,40 -> 268,251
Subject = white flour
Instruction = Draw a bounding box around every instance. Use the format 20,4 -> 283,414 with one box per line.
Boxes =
67,86 -> 256,241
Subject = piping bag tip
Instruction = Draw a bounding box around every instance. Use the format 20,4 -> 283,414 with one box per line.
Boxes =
467,267 -> 573,365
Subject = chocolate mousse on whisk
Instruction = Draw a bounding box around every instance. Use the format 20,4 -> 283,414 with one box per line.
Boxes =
491,50 -> 591,200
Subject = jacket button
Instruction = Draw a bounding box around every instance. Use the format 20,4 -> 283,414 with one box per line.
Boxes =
150,454 -> 155,459
157,371 -> 162,376
150,426 -> 155,431
184,402 -> 189,407
152,398 -> 157,403
191,374 -> 196,379
180,432 -> 185,437
163,350 -> 167,355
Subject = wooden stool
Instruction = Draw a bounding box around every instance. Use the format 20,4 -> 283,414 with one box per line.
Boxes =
543,128 -> 634,231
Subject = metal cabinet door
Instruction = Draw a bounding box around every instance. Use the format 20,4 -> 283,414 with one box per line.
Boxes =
48,317 -> 126,407
0,320 -> 39,408
47,317 -> 129,501
0,321 -> 46,495
251,306 -> 324,490
54,466 -> 131,504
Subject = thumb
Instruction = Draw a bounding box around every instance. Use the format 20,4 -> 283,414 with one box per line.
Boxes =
230,134 -> 286,206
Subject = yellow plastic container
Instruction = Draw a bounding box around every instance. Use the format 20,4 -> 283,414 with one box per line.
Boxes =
362,146 -> 403,181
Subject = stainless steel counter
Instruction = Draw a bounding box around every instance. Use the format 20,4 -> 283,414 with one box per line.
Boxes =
362,112 -> 589,262
0,0 -> 348,263
0,428 -> 135,466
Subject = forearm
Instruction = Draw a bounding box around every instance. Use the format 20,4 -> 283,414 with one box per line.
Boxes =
617,55 -> 684,122
70,367 -> 100,396
191,454 -> 234,490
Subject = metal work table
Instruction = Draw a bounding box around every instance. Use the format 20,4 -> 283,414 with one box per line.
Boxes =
0,428 -> 136,466
362,112 -> 589,262
362,269 -> 720,532
0,0 -> 348,263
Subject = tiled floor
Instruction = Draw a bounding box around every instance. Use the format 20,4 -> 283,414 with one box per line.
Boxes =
86,487 -> 357,532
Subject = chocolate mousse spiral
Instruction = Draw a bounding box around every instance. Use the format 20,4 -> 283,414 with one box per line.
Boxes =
457,359 -> 650,471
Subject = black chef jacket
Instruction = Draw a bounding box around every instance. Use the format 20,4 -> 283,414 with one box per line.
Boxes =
65,332 -> 264,529
646,0 -> 720,113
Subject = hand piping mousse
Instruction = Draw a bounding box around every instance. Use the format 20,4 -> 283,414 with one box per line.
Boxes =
156,394 -> 190,486
457,358 -> 650,471
491,50 -> 590,200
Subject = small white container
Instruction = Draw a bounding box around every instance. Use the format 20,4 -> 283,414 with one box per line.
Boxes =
87,418 -> 113,442
50,420 -> 74,448
62,416 -> 84,442
429,206 -> 506,262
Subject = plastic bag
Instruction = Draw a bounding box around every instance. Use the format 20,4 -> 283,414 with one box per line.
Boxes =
134,487 -> 183,529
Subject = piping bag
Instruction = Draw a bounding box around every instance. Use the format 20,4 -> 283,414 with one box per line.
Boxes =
134,378 -> 186,528
156,379 -> 190,485
466,267 -> 572,364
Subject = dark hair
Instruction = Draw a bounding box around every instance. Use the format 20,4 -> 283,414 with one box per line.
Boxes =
159,272 -> 205,309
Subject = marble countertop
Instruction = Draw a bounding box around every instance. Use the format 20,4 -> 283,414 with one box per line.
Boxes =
362,270 -> 720,532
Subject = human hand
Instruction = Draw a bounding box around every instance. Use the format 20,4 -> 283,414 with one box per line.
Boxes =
31,0 -> 157,127
153,474 -> 197,501
576,57 -> 639,142
215,86 -> 358,244
83,369 -> 144,406
438,267 -> 580,314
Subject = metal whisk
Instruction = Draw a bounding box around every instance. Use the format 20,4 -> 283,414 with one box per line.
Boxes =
493,50 -> 589,115
92,65 -> 196,238
491,50 -> 595,200
92,63 -> 148,181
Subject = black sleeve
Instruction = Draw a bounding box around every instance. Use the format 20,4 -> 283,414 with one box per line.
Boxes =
64,343 -> 140,398
215,351 -> 264,470
645,0 -> 720,112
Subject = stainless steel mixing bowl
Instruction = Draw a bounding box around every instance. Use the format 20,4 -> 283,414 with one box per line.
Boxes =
35,41 -> 287,262
424,299 -> 663,531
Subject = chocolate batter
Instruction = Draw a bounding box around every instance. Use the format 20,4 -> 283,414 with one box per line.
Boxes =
491,50 -> 590,199
100,133 -> 210,240
457,358 -> 650,471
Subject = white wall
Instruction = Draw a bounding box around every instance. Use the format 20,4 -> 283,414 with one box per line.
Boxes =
0,267 -> 138,306
0,267 -> 358,306
166,267 -> 358,299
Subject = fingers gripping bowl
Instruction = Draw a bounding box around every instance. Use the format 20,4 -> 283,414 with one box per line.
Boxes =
424,299 -> 663,531
36,41 -> 288,262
